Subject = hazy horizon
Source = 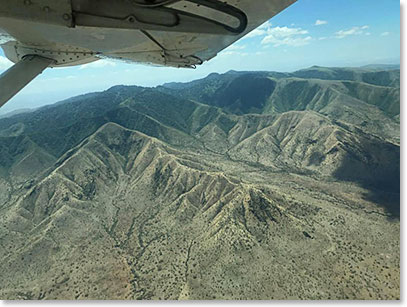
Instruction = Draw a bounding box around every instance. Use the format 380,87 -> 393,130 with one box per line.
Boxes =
0,62 -> 400,116
0,0 -> 400,114
0,0 -> 400,299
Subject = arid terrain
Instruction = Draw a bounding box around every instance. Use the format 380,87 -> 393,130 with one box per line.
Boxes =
0,66 -> 400,300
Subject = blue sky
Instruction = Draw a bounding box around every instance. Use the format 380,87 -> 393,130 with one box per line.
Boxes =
0,0 -> 400,113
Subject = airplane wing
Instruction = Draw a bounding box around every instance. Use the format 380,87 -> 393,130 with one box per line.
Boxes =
0,0 -> 297,107
92,0 -> 298,67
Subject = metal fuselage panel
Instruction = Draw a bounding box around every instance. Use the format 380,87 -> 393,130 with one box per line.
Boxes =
0,0 -> 296,68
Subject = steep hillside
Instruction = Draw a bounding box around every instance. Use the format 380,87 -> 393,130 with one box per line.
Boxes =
0,66 -> 400,300
160,67 -> 400,144
0,123 -> 399,300
292,66 -> 400,88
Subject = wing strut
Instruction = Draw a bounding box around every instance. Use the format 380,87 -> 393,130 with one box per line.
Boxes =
0,55 -> 54,108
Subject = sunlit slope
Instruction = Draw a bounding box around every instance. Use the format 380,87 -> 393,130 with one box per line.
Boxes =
0,123 -> 399,300
0,66 -> 400,300
160,67 -> 400,143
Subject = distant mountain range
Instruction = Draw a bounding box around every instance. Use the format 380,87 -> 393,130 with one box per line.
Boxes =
0,66 -> 400,300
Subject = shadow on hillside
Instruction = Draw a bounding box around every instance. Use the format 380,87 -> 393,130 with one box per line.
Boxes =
362,189 -> 400,218
333,155 -> 400,219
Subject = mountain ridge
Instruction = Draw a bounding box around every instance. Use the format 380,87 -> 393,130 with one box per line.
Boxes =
0,66 -> 400,300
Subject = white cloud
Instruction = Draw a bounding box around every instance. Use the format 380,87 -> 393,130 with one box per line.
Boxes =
258,21 -> 272,29
219,51 -> 248,57
79,59 -> 117,70
244,22 -> 313,48
245,28 -> 266,38
245,21 -> 272,38
315,20 -> 328,26
381,32 -> 390,36
261,26 -> 312,47
335,25 -> 370,39
226,44 -> 247,51
0,56 -> 13,71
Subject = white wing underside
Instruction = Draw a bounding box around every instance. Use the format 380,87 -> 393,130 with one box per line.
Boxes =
0,0 -> 296,107
0,0 -> 296,68
103,0 -> 297,67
